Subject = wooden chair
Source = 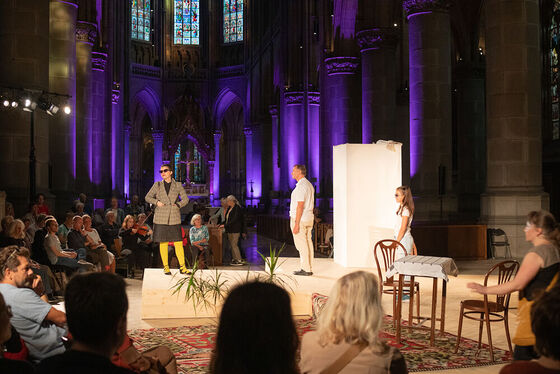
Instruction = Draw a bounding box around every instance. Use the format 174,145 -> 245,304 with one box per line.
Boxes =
454,260 -> 519,362
374,239 -> 420,323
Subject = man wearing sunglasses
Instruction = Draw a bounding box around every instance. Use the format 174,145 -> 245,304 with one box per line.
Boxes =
0,247 -> 67,363
145,164 -> 190,275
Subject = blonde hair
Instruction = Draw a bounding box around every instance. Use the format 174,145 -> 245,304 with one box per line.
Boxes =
190,213 -> 203,226
316,271 -> 384,347
7,219 -> 25,239
122,215 -> 135,229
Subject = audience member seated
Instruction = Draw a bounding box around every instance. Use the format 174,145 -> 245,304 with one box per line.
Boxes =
44,218 -> 91,271
0,216 -> 15,247
500,286 -> 560,374
125,194 -> 144,217
68,216 -> 110,271
31,214 -> 48,253
83,215 -> 115,273
23,205 -> 40,239
119,215 -> 150,276
106,197 -> 125,227
57,212 -> 74,250
0,247 -> 67,363
0,293 -> 34,373
73,193 -> 92,215
210,281 -> 299,374
22,217 -> 34,246
189,214 -> 209,269
136,213 -> 157,268
101,212 -> 120,252
5,202 -> 14,219
5,219 -> 30,249
93,208 -> 105,229
300,271 -> 408,374
34,193 -> 50,216
37,272 -> 135,374
75,202 -> 85,216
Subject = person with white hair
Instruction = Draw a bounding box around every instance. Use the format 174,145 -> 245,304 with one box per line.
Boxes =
189,214 -> 210,268
300,271 -> 408,373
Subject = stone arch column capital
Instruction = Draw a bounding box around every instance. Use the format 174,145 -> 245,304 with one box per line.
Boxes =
403,0 -> 451,16
324,56 -> 359,76
243,127 -> 253,137
76,21 -> 97,45
152,130 -> 164,140
356,28 -> 400,52
268,105 -> 278,116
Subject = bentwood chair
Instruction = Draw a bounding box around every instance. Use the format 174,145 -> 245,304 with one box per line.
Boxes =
374,239 -> 421,324
454,260 -> 519,362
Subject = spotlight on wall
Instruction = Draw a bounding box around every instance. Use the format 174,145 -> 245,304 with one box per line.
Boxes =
46,104 -> 59,116
11,101 -> 18,108
63,105 -> 71,115
23,98 -> 37,112
2,100 -> 9,107
38,98 -> 58,115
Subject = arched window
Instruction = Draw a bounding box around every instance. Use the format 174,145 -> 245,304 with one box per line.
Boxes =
174,0 -> 200,45
550,0 -> 560,140
131,0 -> 151,41
223,0 -> 243,43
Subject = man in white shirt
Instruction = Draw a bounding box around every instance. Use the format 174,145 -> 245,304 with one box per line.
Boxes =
290,164 -> 315,276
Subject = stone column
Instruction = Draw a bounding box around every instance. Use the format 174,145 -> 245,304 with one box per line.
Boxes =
269,105 -> 280,192
111,81 -> 122,193
404,0 -> 456,220
482,0 -> 548,256
0,0 -> 50,214
213,131 -> 221,199
281,91 -> 305,191
91,50 -> 108,189
75,21 -> 97,192
322,57 -> 360,196
152,130 -> 164,184
357,28 -> 399,143
49,0 -> 78,211
123,122 -> 131,198
244,127 -> 253,205
307,93 -> 321,192
207,160 -> 215,201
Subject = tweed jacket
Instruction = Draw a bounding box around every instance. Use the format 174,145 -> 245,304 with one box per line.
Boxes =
145,179 -> 189,225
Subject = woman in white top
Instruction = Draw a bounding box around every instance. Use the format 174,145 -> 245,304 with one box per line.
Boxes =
300,271 -> 407,373
394,186 -> 415,258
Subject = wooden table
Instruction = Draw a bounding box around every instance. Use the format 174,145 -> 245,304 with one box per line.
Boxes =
386,255 -> 459,346
207,225 -> 223,265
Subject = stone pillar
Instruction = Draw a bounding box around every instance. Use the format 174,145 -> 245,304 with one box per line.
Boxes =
482,0 -> 548,256
307,93 -> 321,192
91,50 -> 108,190
322,57 -> 360,196
49,0 -> 78,210
357,28 -> 399,143
213,131 -> 221,199
404,0 -> 456,220
269,105 -> 280,192
152,130 -> 164,184
111,82 -> 122,193
207,160 -> 215,201
75,21 -> 97,192
281,91 -> 305,191
244,127 -> 254,205
0,0 -> 50,214
123,123 -> 131,198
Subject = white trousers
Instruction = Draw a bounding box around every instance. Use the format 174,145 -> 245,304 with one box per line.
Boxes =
291,218 -> 314,272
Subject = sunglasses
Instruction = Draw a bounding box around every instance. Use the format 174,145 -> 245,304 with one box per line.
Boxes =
159,169 -> 170,174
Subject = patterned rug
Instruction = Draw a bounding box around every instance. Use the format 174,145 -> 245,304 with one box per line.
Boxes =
128,316 -> 511,373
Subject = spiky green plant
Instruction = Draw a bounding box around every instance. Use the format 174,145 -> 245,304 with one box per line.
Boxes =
257,243 -> 296,293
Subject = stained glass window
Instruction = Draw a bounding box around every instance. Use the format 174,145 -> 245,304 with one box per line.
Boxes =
223,0 -> 243,43
174,144 -> 182,182
174,0 -> 200,45
193,146 -> 203,183
131,0 -> 151,41
550,1 -> 560,140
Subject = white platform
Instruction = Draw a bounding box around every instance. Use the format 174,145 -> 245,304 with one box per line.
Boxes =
141,258 -> 373,319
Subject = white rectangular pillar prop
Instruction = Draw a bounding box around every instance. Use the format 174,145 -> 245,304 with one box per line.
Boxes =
333,142 -> 402,268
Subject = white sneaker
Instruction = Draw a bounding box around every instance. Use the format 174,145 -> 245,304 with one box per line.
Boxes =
77,259 -> 95,267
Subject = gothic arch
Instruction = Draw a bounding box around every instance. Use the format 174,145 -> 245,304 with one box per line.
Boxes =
213,87 -> 244,130
131,86 -> 164,132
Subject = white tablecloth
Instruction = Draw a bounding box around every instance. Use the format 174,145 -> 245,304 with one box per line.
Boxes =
385,255 -> 459,282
